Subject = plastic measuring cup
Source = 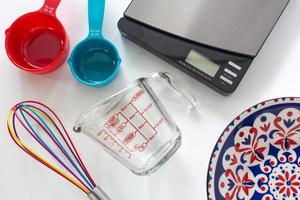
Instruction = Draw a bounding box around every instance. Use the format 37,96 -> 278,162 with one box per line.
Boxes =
68,0 -> 121,87
73,72 -> 197,175
5,0 -> 69,74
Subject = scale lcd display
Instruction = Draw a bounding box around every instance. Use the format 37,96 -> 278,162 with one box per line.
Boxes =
185,50 -> 220,77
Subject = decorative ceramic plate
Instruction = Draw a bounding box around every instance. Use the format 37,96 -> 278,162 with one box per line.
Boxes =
207,97 -> 300,200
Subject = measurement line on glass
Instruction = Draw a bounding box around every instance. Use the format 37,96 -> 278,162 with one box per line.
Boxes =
97,130 -> 132,159
96,89 -> 164,159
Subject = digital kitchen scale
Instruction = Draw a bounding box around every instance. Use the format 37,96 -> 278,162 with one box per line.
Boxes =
118,0 -> 290,94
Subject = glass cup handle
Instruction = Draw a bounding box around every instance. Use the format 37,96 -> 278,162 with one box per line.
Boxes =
147,72 -> 198,111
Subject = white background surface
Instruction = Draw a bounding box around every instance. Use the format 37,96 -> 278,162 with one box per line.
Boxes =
0,0 -> 299,200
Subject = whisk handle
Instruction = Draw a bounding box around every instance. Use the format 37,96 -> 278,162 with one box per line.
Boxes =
88,186 -> 111,200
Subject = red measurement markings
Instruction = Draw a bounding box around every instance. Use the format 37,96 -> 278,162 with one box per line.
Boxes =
96,130 -> 131,159
106,126 -> 134,154
121,89 -> 144,112
138,143 -> 147,152
106,111 -> 147,153
132,90 -> 144,102
104,89 -> 165,153
148,135 -> 155,141
116,122 -> 126,134
121,104 -> 128,112
123,132 -> 136,145
131,102 -> 157,134
129,111 -> 138,120
105,111 -> 147,153
154,118 -> 164,129
143,103 -> 152,113
138,121 -> 147,129
105,114 -> 119,128
119,112 -> 148,141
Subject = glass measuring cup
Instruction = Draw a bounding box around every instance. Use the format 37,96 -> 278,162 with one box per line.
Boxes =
74,72 -> 197,175
5,0 -> 69,74
68,0 -> 121,87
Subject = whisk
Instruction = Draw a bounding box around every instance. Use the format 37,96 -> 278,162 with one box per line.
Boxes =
7,101 -> 111,200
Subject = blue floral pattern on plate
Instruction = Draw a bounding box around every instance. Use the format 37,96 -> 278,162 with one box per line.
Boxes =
207,98 -> 300,200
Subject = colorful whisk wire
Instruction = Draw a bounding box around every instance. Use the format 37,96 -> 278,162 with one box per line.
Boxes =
7,101 -> 110,200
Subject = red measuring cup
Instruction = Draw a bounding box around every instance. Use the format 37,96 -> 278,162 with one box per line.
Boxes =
5,0 -> 69,74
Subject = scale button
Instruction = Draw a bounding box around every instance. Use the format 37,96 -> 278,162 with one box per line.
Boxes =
220,75 -> 233,85
224,68 -> 237,78
228,61 -> 242,71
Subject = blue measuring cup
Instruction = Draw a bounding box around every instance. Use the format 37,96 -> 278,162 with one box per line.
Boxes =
68,0 -> 121,87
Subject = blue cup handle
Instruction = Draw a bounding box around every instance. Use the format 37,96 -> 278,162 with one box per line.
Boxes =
88,0 -> 105,38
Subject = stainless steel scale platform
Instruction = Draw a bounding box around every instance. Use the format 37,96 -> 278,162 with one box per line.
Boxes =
118,0 -> 290,94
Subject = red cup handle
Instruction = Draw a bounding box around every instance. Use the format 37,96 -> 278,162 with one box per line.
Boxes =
39,0 -> 61,16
